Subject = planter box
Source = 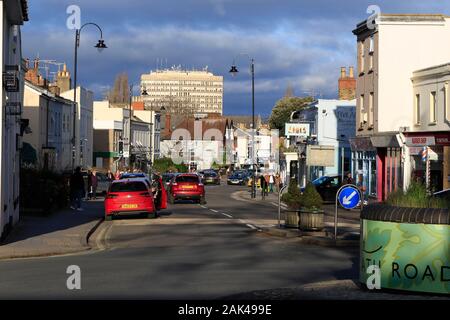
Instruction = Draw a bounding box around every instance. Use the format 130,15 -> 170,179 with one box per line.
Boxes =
299,209 -> 324,231
284,210 -> 299,228
360,204 -> 449,295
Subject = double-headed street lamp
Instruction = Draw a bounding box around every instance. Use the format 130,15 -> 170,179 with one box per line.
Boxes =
72,22 -> 107,170
229,54 -> 256,198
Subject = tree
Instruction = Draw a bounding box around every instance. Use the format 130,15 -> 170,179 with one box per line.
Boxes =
108,73 -> 129,104
268,96 -> 313,134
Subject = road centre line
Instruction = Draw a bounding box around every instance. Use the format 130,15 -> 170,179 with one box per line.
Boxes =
210,209 -> 219,213
221,212 -> 233,218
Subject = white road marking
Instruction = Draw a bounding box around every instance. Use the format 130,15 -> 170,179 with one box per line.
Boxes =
246,224 -> 258,230
210,209 -> 219,213
221,212 -> 233,218
200,205 -> 208,209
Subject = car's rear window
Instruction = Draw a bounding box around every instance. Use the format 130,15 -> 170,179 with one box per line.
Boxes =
204,173 -> 217,177
176,175 -> 199,183
110,181 -> 148,192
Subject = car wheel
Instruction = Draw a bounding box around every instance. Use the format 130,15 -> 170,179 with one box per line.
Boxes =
105,215 -> 112,221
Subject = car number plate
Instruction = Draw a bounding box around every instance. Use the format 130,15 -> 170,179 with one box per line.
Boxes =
182,185 -> 195,189
122,204 -> 138,209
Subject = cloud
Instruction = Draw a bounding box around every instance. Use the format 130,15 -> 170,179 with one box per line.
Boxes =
21,0 -> 450,115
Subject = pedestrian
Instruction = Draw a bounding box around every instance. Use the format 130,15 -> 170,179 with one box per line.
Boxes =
269,174 -> 275,193
70,166 -> 85,211
259,174 -> 267,200
114,170 -> 121,180
344,172 -> 354,185
356,174 -> 368,206
86,170 -> 93,200
107,169 -> 115,182
91,170 -> 98,200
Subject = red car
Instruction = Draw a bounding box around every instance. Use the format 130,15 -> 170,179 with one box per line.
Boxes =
168,174 -> 206,204
104,177 -> 167,220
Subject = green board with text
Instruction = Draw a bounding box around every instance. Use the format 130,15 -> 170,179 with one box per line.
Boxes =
360,220 -> 450,295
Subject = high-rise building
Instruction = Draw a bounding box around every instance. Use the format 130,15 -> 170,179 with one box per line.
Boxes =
140,68 -> 223,115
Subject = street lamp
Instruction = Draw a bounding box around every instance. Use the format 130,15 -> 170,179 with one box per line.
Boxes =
229,54 -> 256,198
72,22 -> 107,170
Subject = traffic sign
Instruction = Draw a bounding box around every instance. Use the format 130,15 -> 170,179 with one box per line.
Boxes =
338,185 -> 361,210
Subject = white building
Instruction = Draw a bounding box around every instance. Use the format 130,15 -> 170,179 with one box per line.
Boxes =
291,99 -> 356,182
60,87 -> 94,169
93,101 -> 153,171
0,0 -> 29,239
229,125 -> 279,173
23,80 -> 73,172
140,68 -> 224,115
352,14 -> 450,200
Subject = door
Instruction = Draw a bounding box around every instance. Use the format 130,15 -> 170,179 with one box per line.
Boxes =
157,177 -> 167,210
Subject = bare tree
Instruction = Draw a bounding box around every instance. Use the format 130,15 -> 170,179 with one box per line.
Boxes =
108,73 -> 129,103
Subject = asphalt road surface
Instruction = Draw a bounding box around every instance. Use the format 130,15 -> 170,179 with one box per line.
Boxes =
0,183 -> 358,299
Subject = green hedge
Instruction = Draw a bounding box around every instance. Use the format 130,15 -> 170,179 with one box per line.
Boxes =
20,169 -> 70,214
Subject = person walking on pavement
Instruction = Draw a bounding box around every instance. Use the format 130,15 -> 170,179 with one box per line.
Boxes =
259,174 -> 267,200
107,169 -> 115,182
87,170 -> 93,200
269,174 -> 275,193
344,172 -> 354,185
70,166 -> 85,211
91,170 -> 98,200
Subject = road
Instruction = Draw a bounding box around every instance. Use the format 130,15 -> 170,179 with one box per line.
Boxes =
0,183 -> 359,299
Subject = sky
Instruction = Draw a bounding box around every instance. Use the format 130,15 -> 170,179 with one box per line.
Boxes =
21,0 -> 450,116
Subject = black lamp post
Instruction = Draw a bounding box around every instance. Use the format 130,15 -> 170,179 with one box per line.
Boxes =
72,22 -> 107,170
229,54 -> 256,198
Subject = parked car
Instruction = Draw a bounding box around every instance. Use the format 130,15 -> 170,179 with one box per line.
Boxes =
227,172 -> 248,185
168,173 -> 206,204
105,178 -> 160,220
120,172 -> 149,181
202,171 -> 220,185
162,173 -> 178,189
301,176 -> 342,202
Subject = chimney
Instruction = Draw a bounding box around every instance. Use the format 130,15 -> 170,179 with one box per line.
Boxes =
340,67 -> 346,79
338,66 -> 356,100
349,66 -> 354,78
56,63 -> 71,93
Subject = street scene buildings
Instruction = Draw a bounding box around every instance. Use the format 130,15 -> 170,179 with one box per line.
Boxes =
0,0 -> 448,304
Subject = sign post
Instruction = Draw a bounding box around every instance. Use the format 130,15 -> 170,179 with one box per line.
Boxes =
335,184 -> 362,240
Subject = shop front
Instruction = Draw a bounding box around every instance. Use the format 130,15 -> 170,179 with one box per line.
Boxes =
350,137 -> 377,200
405,132 -> 450,192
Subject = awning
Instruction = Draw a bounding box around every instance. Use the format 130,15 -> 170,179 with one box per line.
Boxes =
349,137 -> 376,152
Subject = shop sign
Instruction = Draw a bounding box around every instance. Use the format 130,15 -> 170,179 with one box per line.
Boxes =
360,220 -> 450,295
435,134 -> 450,146
285,123 -> 310,137
406,136 -> 435,147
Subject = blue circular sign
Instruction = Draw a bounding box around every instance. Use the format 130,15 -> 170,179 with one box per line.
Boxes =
338,185 -> 361,209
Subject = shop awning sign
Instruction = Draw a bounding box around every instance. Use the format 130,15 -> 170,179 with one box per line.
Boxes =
406,136 -> 435,147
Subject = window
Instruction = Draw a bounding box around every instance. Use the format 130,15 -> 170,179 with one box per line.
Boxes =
369,36 -> 374,53
369,92 -> 374,127
359,95 -> 367,126
110,181 -> 148,192
415,94 -> 420,125
359,41 -> 365,74
430,91 -> 437,123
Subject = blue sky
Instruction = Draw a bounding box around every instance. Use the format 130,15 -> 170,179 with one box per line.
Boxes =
22,0 -> 450,116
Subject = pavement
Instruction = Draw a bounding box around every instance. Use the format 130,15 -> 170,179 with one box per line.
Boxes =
221,279 -> 450,300
231,188 -> 361,243
0,199 -> 104,260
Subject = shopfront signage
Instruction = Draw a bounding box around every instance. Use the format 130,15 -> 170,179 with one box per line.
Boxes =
285,123 -> 310,137
406,136 -> 435,147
